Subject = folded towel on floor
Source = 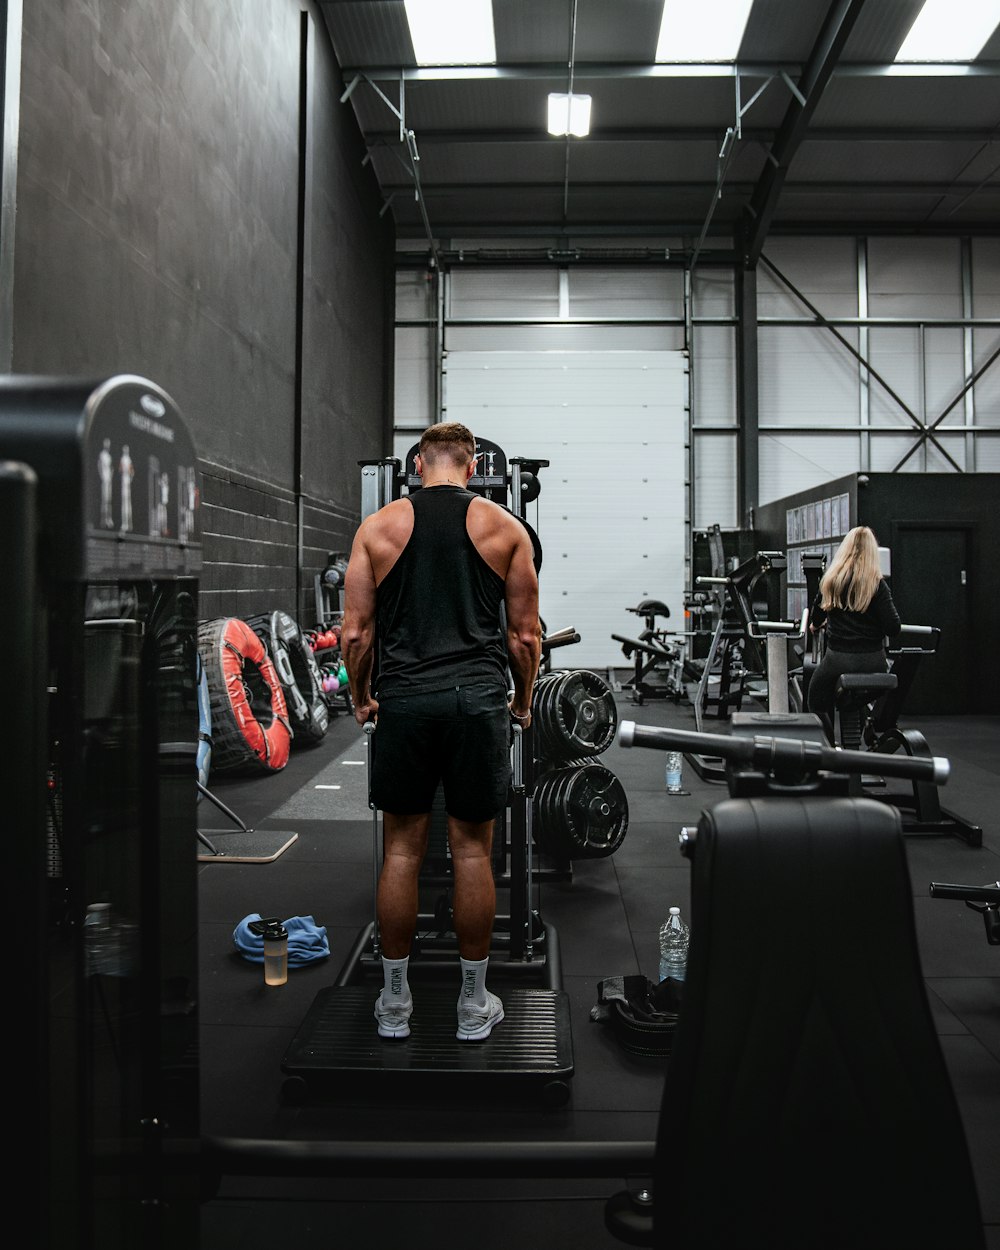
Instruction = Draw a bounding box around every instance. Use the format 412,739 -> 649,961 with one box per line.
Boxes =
233,913 -> 330,966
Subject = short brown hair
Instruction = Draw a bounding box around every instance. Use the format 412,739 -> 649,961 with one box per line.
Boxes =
418,422 -> 477,468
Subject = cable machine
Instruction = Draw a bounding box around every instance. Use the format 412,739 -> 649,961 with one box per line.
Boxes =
2,375 -> 203,1249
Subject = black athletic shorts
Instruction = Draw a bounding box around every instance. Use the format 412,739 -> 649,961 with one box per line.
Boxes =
369,681 -> 511,822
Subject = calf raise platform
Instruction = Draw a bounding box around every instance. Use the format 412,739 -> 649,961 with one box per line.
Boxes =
280,982 -> 574,1107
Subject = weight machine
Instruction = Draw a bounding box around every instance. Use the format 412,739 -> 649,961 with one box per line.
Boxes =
929,881 -> 1000,947
607,715 -> 986,1248
822,625 -> 983,846
789,550 -> 828,712
314,549 -> 349,626
281,439 -> 576,1107
2,376 -> 203,1247
688,549 -> 800,781
611,598 -> 692,705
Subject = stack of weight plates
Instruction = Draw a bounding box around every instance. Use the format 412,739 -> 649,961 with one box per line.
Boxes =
531,670 -> 628,859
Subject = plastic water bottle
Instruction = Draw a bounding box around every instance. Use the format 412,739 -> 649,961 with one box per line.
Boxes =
83,902 -> 138,976
83,903 -> 122,975
249,916 -> 289,986
658,906 -> 690,982
665,750 -> 684,794
263,921 -> 289,986
84,903 -> 112,974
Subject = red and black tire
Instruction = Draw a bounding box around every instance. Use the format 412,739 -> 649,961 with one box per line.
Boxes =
196,617 -> 292,773
244,609 -> 329,746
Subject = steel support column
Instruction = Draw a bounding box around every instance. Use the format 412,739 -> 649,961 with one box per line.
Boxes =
0,0 -> 23,372
734,238 -> 759,528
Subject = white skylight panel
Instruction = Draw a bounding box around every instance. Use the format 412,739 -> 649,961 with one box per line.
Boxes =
895,0 -> 1000,61
655,0 -> 754,62
403,0 -> 497,66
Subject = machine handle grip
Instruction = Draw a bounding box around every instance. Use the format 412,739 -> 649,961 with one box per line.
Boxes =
749,620 -> 799,636
542,628 -> 581,651
617,720 -> 949,787
929,882 -> 999,902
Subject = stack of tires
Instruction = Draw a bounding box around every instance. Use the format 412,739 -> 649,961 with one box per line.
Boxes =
244,610 -> 330,746
197,610 -> 330,777
531,669 -> 628,860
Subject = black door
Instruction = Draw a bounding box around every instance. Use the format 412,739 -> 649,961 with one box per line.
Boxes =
889,523 -> 973,714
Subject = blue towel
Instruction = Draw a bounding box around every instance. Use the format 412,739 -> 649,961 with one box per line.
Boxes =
233,913 -> 330,966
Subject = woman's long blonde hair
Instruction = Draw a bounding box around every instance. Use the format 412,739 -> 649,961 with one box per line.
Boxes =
819,526 -> 883,612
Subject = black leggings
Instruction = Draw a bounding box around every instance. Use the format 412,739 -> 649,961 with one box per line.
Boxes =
807,647 -> 888,717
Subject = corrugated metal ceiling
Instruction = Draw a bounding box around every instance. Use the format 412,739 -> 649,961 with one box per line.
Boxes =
318,0 -> 1000,257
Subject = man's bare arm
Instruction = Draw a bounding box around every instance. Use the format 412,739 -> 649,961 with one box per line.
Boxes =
504,526 -> 542,722
341,523 -> 380,725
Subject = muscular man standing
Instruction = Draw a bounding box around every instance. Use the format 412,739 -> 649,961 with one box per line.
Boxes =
341,423 -> 542,1042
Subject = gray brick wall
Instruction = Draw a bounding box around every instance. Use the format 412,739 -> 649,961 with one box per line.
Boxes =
197,460 -> 360,629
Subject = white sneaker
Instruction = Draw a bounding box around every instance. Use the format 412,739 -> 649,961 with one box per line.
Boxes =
456,989 -> 504,1042
374,993 -> 412,1039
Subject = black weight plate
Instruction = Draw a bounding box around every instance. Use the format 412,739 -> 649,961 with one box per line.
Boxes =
553,671 -> 617,755
564,765 -> 628,857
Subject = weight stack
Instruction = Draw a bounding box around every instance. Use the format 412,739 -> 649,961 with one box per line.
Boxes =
532,669 -> 628,858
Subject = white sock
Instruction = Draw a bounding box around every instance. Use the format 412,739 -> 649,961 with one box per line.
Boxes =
459,956 -> 489,1008
381,955 -> 410,1004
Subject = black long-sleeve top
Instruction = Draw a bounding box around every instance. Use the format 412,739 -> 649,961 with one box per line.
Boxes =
810,579 -> 902,653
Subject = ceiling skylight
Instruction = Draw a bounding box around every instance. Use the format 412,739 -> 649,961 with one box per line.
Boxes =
655,0 -> 754,62
403,0 -> 496,66
894,0 -> 1000,61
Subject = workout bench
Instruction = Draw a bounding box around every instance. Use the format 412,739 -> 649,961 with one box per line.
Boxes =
612,599 -> 687,705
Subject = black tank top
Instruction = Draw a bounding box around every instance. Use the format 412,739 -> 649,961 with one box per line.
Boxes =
374,486 -> 507,696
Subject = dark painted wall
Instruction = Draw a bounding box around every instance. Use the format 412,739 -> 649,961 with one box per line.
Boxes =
756,473 -> 1000,715
13,0 -> 391,622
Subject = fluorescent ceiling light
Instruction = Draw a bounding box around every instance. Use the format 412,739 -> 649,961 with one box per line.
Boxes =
895,0 -> 1000,61
403,0 -> 496,65
547,93 -> 592,137
655,0 -> 754,62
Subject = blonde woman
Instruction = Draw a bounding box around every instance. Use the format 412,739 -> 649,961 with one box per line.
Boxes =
806,526 -> 901,725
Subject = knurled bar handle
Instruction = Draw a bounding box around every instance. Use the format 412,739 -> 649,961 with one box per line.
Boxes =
929,882 -> 1000,902
365,721 -> 380,957
617,720 -> 949,787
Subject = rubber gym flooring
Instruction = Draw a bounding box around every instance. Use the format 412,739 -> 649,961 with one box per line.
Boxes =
197,689 -> 1000,1249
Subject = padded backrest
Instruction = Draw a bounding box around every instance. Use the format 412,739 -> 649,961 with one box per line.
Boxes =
653,796 -> 985,1250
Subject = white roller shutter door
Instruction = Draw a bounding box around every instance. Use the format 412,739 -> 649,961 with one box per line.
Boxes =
444,350 -> 688,670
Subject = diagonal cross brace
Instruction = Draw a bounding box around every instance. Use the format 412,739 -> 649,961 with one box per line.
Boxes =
892,337 -> 1000,472
760,254 -> 963,472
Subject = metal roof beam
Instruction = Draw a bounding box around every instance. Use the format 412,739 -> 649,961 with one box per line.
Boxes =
362,125 -> 1000,146
391,220 -> 1000,239
376,179 -> 996,197
741,0 -> 869,267
343,61 -> 1000,83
